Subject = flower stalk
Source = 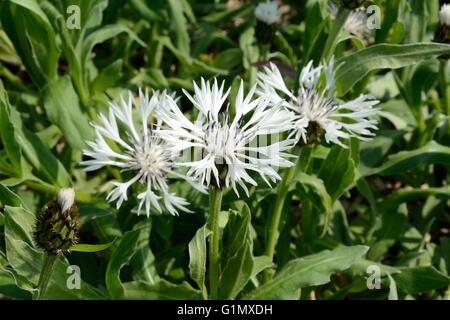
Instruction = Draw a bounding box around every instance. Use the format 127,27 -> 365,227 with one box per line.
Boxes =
440,60 -> 450,115
207,186 -> 223,300
33,254 -> 57,300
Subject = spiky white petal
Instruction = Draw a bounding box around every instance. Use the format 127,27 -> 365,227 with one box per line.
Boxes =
160,79 -> 296,196
255,0 -> 281,25
82,90 -> 195,217
257,59 -> 379,147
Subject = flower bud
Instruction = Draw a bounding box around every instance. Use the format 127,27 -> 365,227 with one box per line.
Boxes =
254,0 -> 280,45
435,4 -> 450,45
35,188 -> 80,256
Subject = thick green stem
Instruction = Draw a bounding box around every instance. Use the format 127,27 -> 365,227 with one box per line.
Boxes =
322,7 -> 350,62
208,186 -> 223,300
33,254 -> 57,300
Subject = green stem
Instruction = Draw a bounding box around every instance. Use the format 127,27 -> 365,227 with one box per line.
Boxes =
260,44 -> 270,62
24,180 -> 94,204
264,150 -> 305,281
440,60 -> 450,115
33,254 -> 57,300
322,6 -> 350,62
208,186 -> 223,300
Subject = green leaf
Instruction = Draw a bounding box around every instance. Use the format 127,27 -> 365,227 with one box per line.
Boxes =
105,229 -> 141,299
368,208 -> 407,261
188,224 -> 210,299
70,241 -> 114,253
318,146 -> 356,202
43,76 -> 93,149
130,220 -> 159,285
251,256 -> 272,278
213,48 -> 243,71
388,274 -> 399,300
348,258 -> 401,277
168,0 -> 190,56
82,24 -> 145,73
336,43 -> 450,95
0,80 -> 22,176
92,59 -> 123,93
295,172 -> 333,236
0,0 -> 58,87
394,266 -> 450,294
380,186 -> 450,211
123,279 -> 202,300
244,245 -> 369,300
9,108 -> 72,187
220,205 -> 254,299
361,141 -> 450,177
0,184 -> 22,207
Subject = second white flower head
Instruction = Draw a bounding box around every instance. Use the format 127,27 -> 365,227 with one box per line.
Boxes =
257,58 -> 379,148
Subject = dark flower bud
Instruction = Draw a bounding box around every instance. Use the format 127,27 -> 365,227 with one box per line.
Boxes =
35,188 -> 80,256
435,5 -> 450,45
254,0 -> 280,45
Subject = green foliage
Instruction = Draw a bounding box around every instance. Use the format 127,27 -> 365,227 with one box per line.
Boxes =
0,0 -> 450,301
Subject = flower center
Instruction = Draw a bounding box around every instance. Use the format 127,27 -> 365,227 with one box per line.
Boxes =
204,122 -> 236,164
297,89 -> 337,121
130,133 -> 171,185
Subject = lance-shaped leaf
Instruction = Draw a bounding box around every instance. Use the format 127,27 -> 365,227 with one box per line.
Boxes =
42,76 -> 93,149
335,43 -> 450,95
0,80 -> 21,176
361,140 -> 450,177
0,0 -> 58,87
188,224 -> 210,299
220,205 -> 254,299
244,245 -> 369,300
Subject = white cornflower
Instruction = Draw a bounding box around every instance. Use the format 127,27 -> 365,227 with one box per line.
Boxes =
329,3 -> 368,37
159,79 -> 296,196
82,89 -> 196,217
255,0 -> 281,25
257,58 -> 379,148
440,4 -> 450,26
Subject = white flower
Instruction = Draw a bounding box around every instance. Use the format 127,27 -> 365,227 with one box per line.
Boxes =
329,3 -> 368,37
82,89 -> 196,217
257,58 -> 379,148
159,79 -> 296,196
440,4 -> 450,26
255,0 -> 281,25
57,188 -> 75,212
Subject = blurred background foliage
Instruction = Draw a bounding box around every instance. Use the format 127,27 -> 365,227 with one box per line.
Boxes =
0,0 -> 450,300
